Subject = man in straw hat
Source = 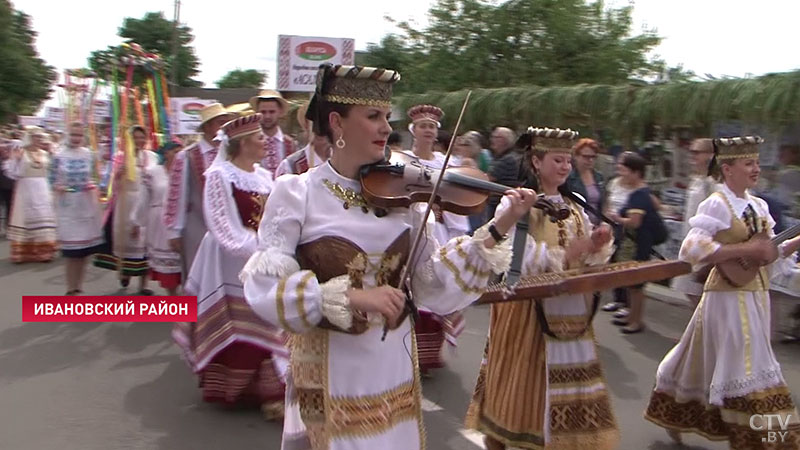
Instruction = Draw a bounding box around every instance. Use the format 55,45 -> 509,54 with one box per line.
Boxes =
274,101 -> 331,177
163,102 -> 235,274
249,89 -> 296,178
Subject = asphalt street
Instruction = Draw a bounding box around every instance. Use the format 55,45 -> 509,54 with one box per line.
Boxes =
0,239 -> 798,450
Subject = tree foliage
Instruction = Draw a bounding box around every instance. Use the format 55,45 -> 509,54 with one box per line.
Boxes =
362,0 -> 663,94
216,69 -> 267,89
88,12 -> 202,87
0,1 -> 56,121
394,70 -> 800,139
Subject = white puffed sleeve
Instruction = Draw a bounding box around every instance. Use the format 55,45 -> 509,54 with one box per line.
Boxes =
202,168 -> 259,258
679,195 -> 728,270
241,175 -> 359,334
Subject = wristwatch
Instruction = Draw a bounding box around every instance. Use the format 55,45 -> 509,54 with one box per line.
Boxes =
488,223 -> 507,243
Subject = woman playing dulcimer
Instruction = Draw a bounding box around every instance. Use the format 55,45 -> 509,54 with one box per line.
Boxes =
466,127 -> 618,450
240,63 -> 536,450
645,136 -> 800,449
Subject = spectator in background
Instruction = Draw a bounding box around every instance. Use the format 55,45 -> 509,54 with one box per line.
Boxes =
486,126 -> 519,218
609,152 -> 663,334
671,138 -> 719,306
465,131 -> 493,173
565,138 -> 605,224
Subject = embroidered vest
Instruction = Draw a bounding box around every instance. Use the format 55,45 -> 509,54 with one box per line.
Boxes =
704,193 -> 770,292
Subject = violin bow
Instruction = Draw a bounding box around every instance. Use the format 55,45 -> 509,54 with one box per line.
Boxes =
382,91 -> 472,341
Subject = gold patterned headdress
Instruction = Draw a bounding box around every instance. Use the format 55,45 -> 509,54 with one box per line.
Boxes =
526,127 -> 579,154
306,63 -> 401,137
714,136 -> 763,160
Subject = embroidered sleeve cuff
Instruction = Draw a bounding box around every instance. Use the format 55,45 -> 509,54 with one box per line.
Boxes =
472,224 -> 513,274
320,275 -> 354,331
240,248 -> 301,283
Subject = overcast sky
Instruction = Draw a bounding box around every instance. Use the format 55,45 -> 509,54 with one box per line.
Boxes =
12,0 -> 800,103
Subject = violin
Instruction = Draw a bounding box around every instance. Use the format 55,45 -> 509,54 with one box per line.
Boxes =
360,150 -> 570,222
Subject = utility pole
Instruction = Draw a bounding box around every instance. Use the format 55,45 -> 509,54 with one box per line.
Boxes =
170,0 -> 181,94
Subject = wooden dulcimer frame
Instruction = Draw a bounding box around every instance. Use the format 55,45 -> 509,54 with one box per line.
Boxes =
477,260 -> 691,304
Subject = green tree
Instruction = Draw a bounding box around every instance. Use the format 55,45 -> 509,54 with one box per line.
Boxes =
0,1 -> 56,122
364,0 -> 662,93
216,69 -> 267,89
88,12 -> 202,87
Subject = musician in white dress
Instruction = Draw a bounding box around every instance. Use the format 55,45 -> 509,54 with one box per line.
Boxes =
402,104 -> 472,372
645,136 -> 800,449
241,64 -> 534,450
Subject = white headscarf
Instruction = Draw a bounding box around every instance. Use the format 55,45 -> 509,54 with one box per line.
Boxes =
207,128 -> 230,174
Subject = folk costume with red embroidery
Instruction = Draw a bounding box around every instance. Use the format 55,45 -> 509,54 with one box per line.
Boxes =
249,89 -> 296,178
275,101 -> 331,177
173,113 -> 288,415
163,103 -> 235,275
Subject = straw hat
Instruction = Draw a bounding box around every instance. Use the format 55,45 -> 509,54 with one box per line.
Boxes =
197,103 -> 236,131
249,89 -> 289,112
225,103 -> 254,116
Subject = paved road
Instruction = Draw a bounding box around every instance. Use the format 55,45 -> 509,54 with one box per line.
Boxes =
0,240 -> 798,450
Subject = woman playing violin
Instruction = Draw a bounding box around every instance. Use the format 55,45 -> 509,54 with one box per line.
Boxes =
240,64 -> 535,450
465,127 -> 619,450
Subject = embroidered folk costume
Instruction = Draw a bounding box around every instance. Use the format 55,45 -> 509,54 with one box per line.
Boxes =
93,138 -> 158,277
164,103 -> 235,274
465,128 -> 619,450
50,144 -> 104,257
133,141 -> 182,291
403,104 -> 470,371
4,135 -> 58,262
275,102 -> 330,177
241,64 -> 513,450
644,136 -> 800,449
172,113 -> 288,412
249,90 -> 296,178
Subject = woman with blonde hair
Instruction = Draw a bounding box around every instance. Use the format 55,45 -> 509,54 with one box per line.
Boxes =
4,126 -> 58,263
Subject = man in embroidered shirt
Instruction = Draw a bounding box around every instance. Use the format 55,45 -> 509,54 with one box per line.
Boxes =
275,101 -> 331,177
164,103 -> 235,275
249,90 -> 296,179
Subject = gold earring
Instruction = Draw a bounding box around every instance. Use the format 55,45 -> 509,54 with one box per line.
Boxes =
336,136 -> 346,149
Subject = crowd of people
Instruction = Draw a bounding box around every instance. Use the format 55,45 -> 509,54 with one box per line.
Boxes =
2,62 -> 800,450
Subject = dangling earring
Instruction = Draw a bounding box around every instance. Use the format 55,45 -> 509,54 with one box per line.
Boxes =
336,136 -> 346,149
